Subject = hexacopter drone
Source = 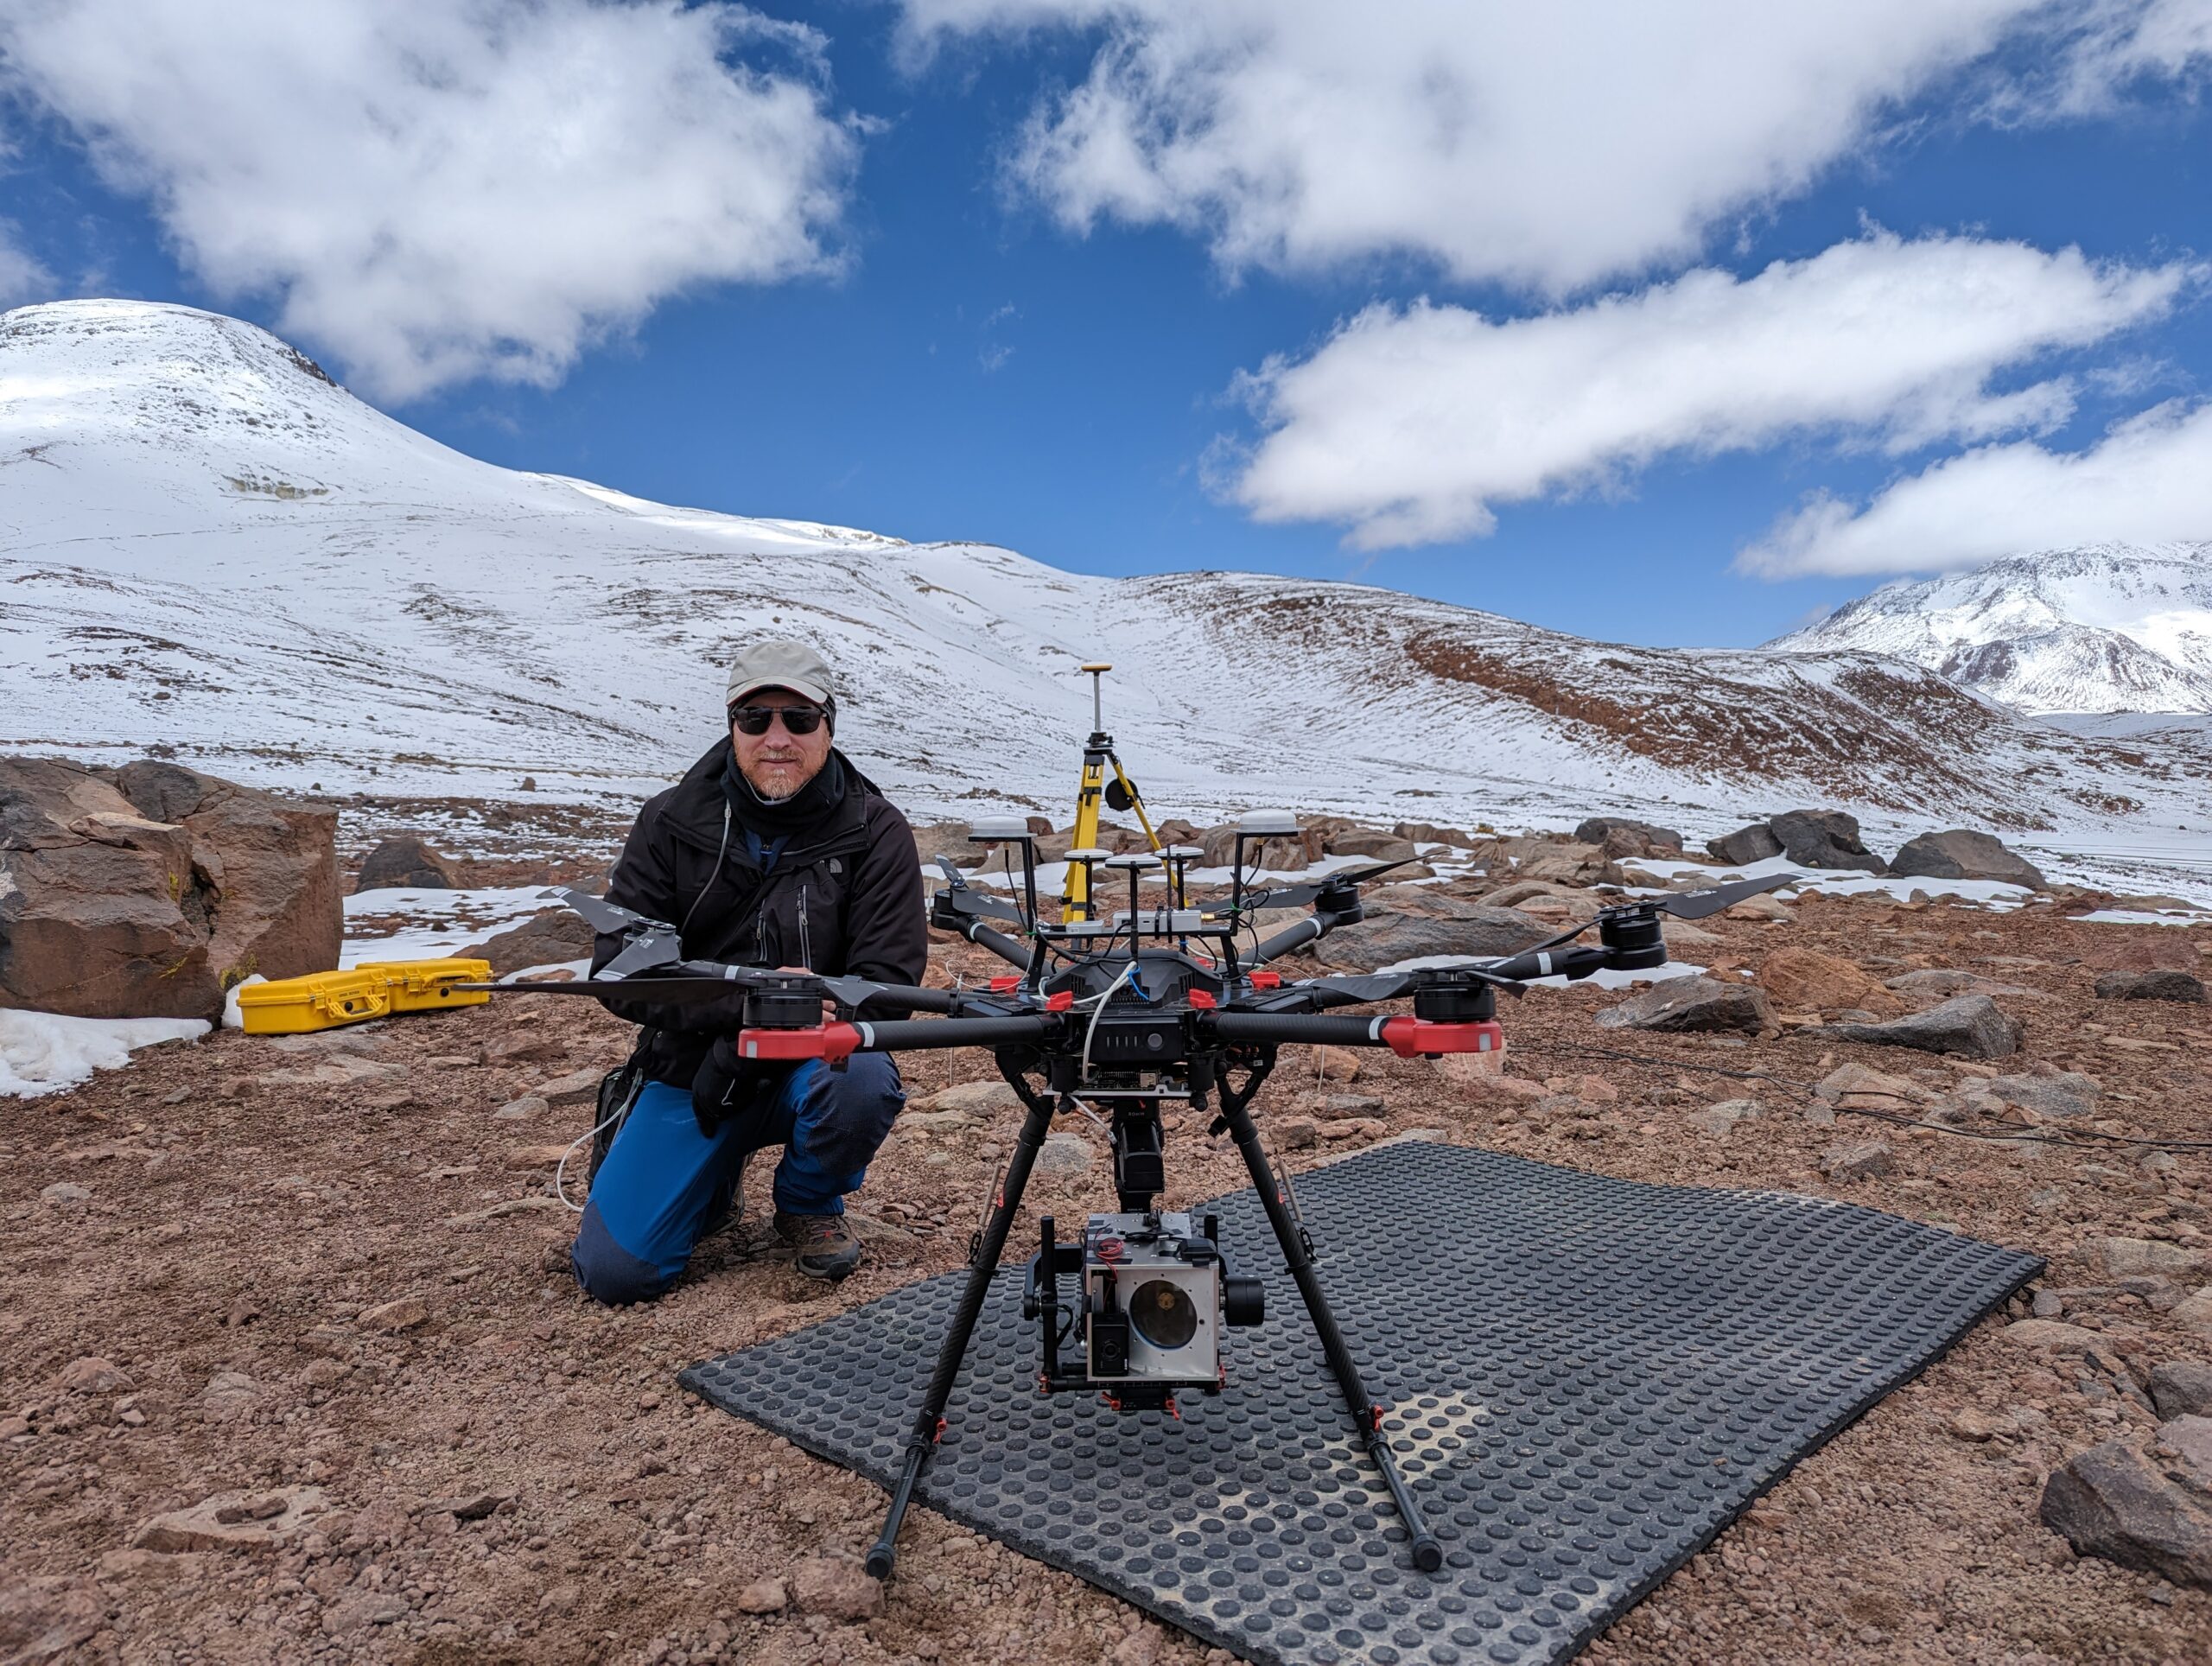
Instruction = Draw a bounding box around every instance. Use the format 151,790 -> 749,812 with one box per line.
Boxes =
479,814 -> 1786,1580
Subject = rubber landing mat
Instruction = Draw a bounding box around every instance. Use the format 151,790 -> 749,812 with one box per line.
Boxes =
682,1141 -> 2041,1665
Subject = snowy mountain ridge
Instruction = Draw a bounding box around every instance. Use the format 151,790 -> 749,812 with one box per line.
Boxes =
1770,544 -> 2212,715
5,298 -> 2211,893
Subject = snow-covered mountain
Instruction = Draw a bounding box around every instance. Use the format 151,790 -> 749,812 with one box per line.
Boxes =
1770,545 -> 2212,715
6,299 -> 2212,884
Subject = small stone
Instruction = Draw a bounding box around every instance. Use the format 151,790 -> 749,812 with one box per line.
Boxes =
534,1583 -> 579,1617
38,1182 -> 91,1205
359,1295 -> 430,1333
790,1555 -> 882,1622
1306,1046 -> 1362,1083
1033,1132 -> 1094,1177
57,1356 -> 131,1395
913,1080 -> 1020,1116
2002,1319 -> 2107,1355
324,1592 -> 410,1633
505,1144 -> 574,1169
493,1094 -> 550,1121
200,1370 -> 263,1424
2032,1290 -> 2064,1319
1306,1091 -> 1386,1116
737,1577 -> 788,1614
531,1067 -> 604,1107
2150,1361 -> 2212,1421
1819,1141 -> 1894,1181
1272,1116 -> 1319,1151
0,1577 -> 100,1662
1317,1117 -> 1388,1141
1688,1099 -> 1762,1136
2091,1237 -> 2205,1280
432,1491 -> 513,1521
2174,1289 -> 2212,1339
1947,1408 -> 2014,1442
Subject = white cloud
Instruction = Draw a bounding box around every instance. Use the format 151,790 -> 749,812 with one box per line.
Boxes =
1219,232 -> 2192,550
0,225 -> 52,306
2045,0 -> 2212,113
0,0 -> 858,399
899,1 -> 2077,294
1739,401 -> 2212,577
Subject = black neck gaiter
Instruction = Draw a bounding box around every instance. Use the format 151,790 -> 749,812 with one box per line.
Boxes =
721,745 -> 849,842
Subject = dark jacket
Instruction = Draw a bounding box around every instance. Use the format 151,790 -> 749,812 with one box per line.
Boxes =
593,739 -> 927,1087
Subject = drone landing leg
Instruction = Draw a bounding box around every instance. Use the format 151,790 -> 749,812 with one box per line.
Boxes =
865,1065 -> 1057,1581
1215,1080 -> 1446,1574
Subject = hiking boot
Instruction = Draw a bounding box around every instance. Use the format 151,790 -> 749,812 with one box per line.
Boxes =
774,1210 -> 862,1281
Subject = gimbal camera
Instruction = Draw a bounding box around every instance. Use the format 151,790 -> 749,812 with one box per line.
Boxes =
472,817 -> 1787,1581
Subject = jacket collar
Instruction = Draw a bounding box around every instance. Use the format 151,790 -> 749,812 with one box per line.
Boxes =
659,737 -> 875,860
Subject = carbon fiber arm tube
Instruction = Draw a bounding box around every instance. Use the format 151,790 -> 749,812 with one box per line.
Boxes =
1478,944 -> 1616,983
1205,1012 -> 1392,1047
848,1015 -> 1057,1051
1246,916 -> 1323,967
846,983 -> 961,1014
952,919 -> 1033,969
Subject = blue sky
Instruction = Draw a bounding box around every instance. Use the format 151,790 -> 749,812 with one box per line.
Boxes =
3,2 -> 2209,647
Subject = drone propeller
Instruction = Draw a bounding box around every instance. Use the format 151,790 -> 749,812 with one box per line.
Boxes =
1240,856 -> 1424,913
596,929 -> 685,979
930,855 -> 1031,927
561,887 -> 669,938
1645,872 -> 1795,919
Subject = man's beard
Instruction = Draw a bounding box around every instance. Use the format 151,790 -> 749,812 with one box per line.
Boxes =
744,757 -> 818,801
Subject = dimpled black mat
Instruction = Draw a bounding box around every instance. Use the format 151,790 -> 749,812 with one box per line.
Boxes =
680,1141 -> 2041,1666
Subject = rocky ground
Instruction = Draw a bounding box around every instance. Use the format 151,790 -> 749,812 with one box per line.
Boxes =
6,869 -> 2212,1665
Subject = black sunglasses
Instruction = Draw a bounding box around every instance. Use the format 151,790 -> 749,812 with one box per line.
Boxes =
729,703 -> 825,736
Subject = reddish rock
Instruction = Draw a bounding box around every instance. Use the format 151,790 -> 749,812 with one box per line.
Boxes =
112,760 -> 340,986
789,1555 -> 882,1622
133,1486 -> 327,1553
0,755 -> 337,1018
1757,947 -> 1898,1014
0,1576 -> 100,1662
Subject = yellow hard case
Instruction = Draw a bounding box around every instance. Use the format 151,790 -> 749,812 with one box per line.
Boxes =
236,958 -> 493,1034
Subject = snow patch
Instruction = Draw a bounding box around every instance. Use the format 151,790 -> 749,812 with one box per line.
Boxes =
2,1010 -> 209,1099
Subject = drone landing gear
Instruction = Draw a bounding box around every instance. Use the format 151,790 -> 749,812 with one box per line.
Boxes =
863,1053 -> 1444,1581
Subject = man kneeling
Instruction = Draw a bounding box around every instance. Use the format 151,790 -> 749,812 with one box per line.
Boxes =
572,640 -> 925,1300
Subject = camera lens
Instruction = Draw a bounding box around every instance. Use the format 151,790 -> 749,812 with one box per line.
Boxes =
1127,1279 -> 1198,1350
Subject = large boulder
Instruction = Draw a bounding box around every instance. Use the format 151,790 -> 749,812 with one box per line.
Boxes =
112,760 -> 340,986
1707,823 -> 1783,866
1768,809 -> 1886,874
1812,994 -> 2023,1059
1,757 -> 337,1019
1312,905 -> 1553,972
1889,829 -> 2046,889
1594,976 -> 1777,1035
1320,827 -> 1419,862
1574,816 -> 1683,850
2094,969 -> 2207,1004
354,835 -> 458,892
461,907 -> 597,976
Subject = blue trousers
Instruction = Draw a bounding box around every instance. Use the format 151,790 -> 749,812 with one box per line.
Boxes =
571,1055 -> 905,1305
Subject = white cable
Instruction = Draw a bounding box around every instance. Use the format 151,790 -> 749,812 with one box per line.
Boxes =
1077,963 -> 1141,1084
554,1099 -> 630,1214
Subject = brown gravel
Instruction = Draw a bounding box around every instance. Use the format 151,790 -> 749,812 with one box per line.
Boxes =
5,889 -> 2212,1664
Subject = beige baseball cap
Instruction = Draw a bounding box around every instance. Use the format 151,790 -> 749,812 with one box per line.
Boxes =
726,639 -> 835,708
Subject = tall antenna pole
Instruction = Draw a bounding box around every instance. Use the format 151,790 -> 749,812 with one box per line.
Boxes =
1082,662 -> 1110,740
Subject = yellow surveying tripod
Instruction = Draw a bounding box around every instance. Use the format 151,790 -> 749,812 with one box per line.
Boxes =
1064,664 -> 1162,922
